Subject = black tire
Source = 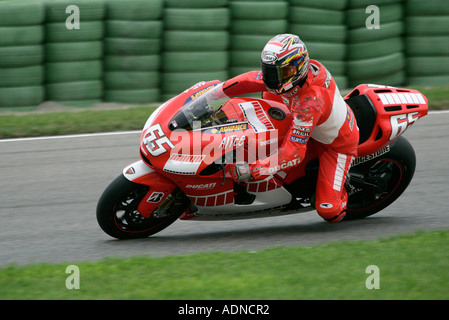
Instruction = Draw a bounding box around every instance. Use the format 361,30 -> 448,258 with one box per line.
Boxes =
345,136 -> 416,220
96,174 -> 189,239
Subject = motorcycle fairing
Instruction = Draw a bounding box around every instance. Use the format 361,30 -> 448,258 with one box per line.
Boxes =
344,84 -> 428,157
122,160 -> 177,218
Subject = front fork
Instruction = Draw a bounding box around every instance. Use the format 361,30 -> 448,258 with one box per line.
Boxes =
122,160 -> 177,218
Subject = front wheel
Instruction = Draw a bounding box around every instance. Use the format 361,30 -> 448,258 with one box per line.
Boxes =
96,174 -> 189,239
345,136 -> 416,220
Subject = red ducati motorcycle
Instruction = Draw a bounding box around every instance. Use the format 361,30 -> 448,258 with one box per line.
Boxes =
97,80 -> 428,239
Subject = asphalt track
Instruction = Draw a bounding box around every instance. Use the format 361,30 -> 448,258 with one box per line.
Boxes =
1,111 -> 448,266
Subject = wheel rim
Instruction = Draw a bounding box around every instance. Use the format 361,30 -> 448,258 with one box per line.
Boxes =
348,159 -> 403,212
112,186 -> 187,234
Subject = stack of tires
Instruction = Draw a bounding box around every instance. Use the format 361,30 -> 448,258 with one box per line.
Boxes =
0,0 -> 45,110
104,0 -> 163,104
44,0 -> 105,107
161,0 -> 230,102
229,0 -> 288,77
404,0 -> 449,86
288,0 -> 348,89
346,0 -> 405,88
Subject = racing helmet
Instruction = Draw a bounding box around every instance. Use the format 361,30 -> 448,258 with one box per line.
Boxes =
261,34 -> 309,94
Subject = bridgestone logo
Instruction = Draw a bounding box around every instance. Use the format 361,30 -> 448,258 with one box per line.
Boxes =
352,145 -> 390,167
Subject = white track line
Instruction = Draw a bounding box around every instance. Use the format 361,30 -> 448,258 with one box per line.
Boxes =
0,130 -> 140,143
0,110 -> 448,143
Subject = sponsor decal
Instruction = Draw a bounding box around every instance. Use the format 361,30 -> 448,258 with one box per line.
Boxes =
351,145 -> 390,167
378,92 -> 426,106
185,183 -> 216,189
169,153 -> 205,163
147,192 -> 164,203
125,167 -> 135,175
346,107 -> 354,130
163,153 -> 206,175
267,157 -> 300,174
292,129 -> 310,137
284,86 -> 299,97
183,83 -> 220,105
204,123 -> 249,134
219,135 -> 246,149
261,51 -> 277,63
260,138 -> 278,147
290,135 -> 308,143
324,68 -> 332,88
293,117 -> 313,127
294,125 -> 312,132
239,101 -> 275,133
320,203 -> 333,209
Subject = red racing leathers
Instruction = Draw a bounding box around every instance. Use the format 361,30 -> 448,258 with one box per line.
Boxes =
222,60 -> 359,223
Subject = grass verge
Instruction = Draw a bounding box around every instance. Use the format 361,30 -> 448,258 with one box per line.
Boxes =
0,86 -> 447,139
1,229 -> 448,300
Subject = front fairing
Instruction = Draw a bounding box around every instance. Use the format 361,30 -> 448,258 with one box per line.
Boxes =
139,80 -> 292,182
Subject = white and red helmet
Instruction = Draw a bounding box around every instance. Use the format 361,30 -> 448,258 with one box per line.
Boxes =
261,34 -> 309,94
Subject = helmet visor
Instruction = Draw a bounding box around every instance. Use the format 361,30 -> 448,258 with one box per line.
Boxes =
262,61 -> 297,90
261,63 -> 281,90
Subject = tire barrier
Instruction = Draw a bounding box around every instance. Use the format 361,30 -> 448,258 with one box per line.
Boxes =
161,0 -> 229,101
44,0 -> 105,107
405,0 -> 449,86
288,0 -> 348,90
0,0 -> 448,110
346,0 -> 405,88
0,0 -> 45,110
103,0 -> 163,104
229,0 -> 288,78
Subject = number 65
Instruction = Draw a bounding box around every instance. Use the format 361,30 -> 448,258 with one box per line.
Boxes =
143,124 -> 175,156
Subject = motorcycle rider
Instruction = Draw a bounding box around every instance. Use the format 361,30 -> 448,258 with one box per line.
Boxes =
216,34 -> 359,223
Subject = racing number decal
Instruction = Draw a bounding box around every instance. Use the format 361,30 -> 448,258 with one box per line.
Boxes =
389,112 -> 419,140
144,124 -> 175,156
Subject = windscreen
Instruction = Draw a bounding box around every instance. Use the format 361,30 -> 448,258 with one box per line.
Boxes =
168,85 -> 238,131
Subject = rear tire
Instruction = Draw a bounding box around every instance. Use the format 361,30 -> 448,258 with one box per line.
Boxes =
96,174 -> 188,239
345,136 -> 416,220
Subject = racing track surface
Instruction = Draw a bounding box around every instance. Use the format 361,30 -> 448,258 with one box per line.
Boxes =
1,112 -> 448,266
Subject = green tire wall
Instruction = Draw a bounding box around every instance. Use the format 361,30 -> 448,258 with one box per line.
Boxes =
345,0 -> 405,88
0,0 -> 448,111
0,0 -> 45,110
288,0 -> 348,89
161,0 -> 229,101
103,0 -> 163,104
229,0 -> 287,78
44,0 -> 105,106
405,0 -> 449,86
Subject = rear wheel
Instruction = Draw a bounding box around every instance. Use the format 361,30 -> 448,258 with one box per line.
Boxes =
345,136 -> 416,219
96,174 -> 189,239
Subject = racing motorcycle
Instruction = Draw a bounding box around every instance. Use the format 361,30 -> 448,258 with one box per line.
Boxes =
96,80 -> 428,239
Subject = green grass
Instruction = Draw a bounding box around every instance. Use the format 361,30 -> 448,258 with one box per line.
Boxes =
1,229 -> 448,300
0,86 -> 447,139
0,105 -> 157,139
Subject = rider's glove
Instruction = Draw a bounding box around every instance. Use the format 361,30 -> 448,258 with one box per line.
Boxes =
230,161 -> 252,183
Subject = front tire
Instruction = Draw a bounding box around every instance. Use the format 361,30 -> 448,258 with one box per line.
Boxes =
96,174 -> 188,239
